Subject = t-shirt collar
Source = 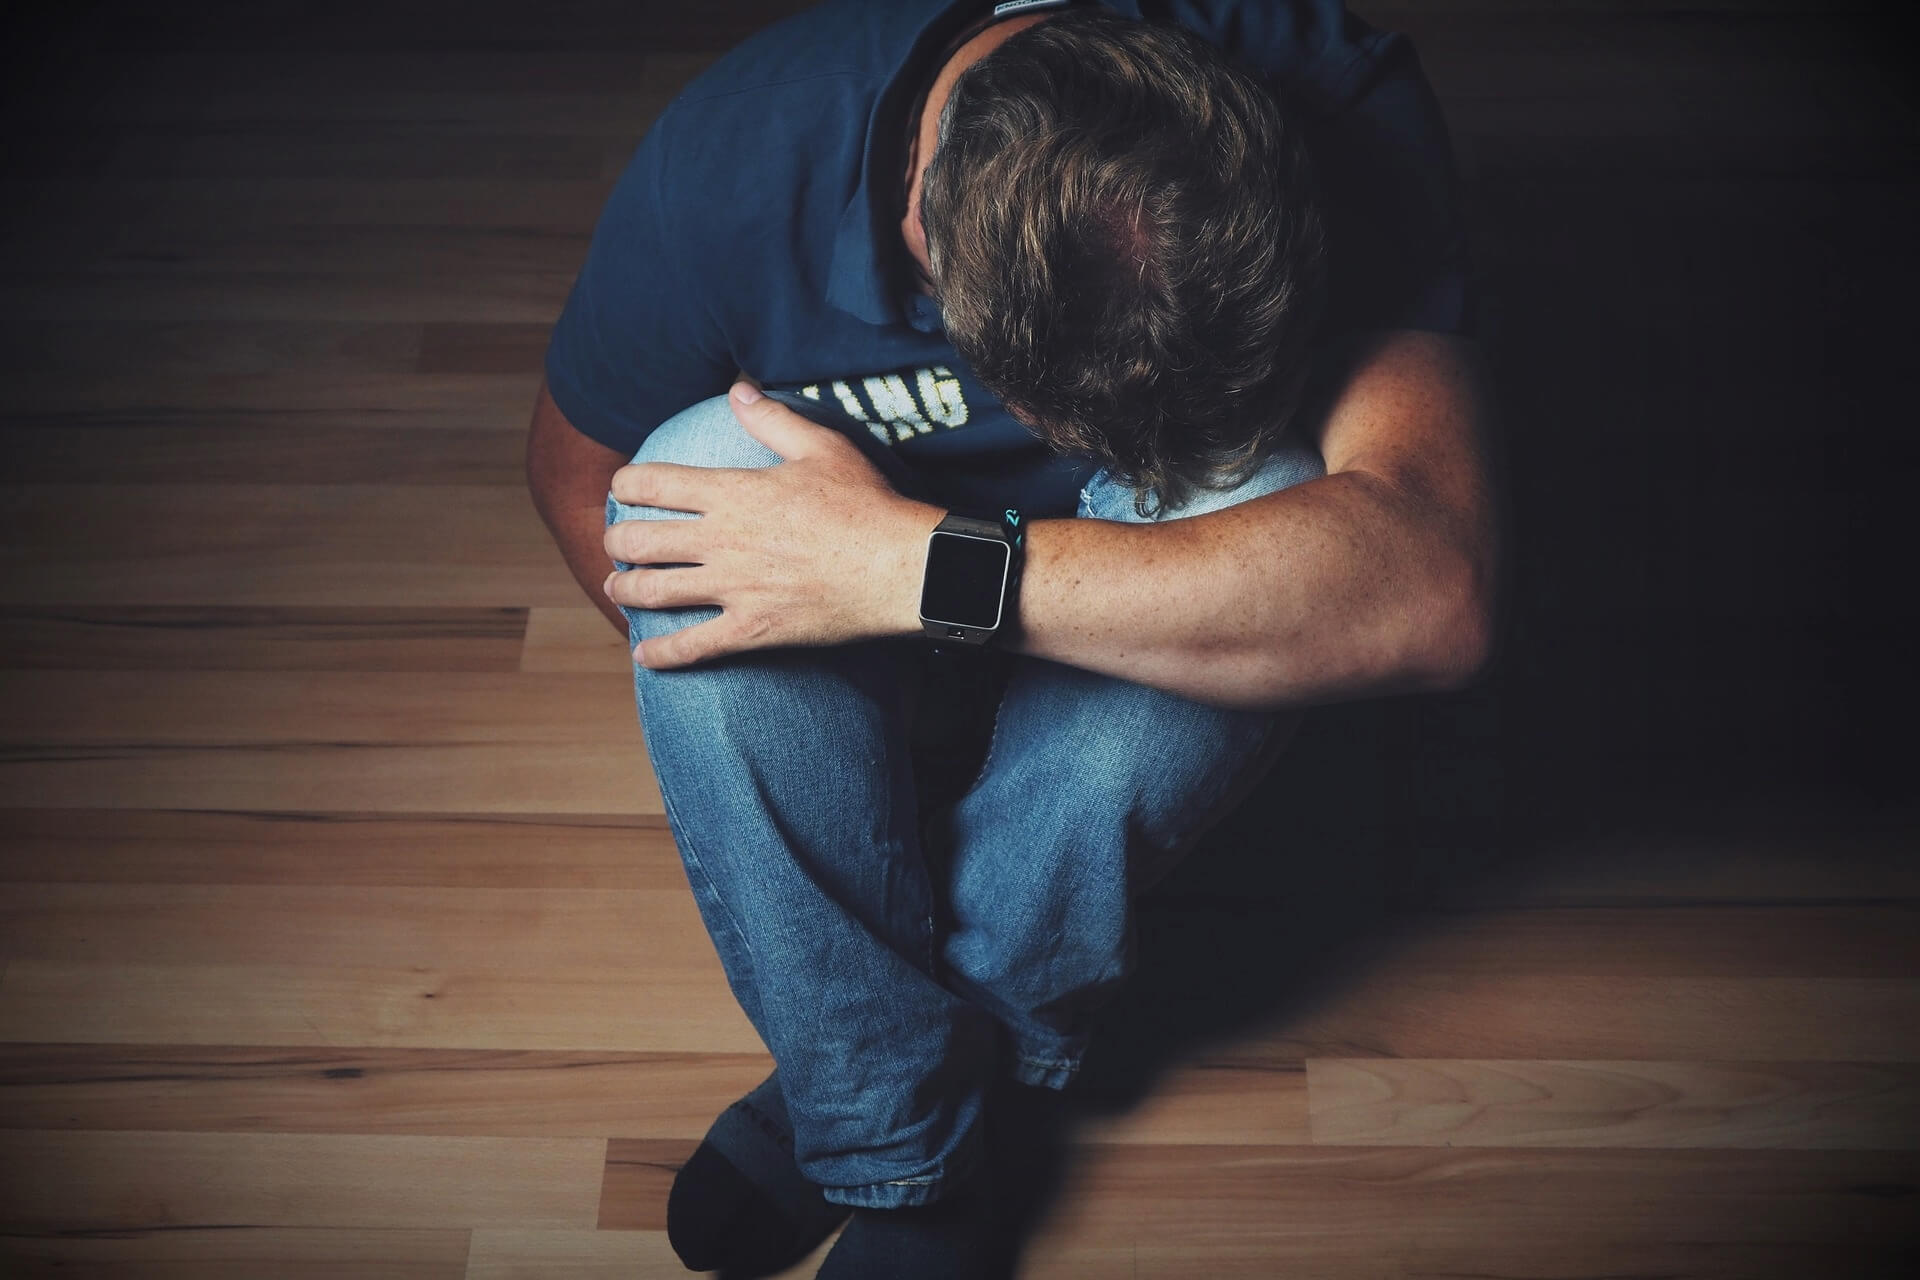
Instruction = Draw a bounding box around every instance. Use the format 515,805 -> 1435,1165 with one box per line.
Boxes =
825,1 -> 1081,332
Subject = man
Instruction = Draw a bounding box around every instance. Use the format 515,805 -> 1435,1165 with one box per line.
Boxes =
527,1 -> 1496,1274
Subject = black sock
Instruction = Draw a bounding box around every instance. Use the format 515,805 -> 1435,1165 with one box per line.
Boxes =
814,1170 -> 1003,1280
666,1072 -> 850,1277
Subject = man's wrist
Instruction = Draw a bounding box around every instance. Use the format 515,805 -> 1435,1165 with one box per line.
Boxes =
886,499 -> 948,637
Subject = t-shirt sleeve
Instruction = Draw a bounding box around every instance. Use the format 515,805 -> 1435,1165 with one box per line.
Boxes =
543,109 -> 735,457
1307,29 -> 1475,337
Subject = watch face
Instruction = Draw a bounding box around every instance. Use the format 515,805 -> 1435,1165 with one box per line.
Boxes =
921,531 -> 1011,630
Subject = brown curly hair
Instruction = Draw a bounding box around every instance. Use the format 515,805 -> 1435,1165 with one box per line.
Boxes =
920,10 -> 1326,517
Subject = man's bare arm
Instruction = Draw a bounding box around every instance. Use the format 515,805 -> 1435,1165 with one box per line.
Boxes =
602,330 -> 1499,711
1001,329 -> 1500,710
524,377 -> 632,637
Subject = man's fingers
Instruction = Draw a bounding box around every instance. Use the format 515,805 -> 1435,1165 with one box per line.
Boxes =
604,516 -> 704,565
635,611 -> 756,669
609,461 -> 730,511
729,380 -> 840,460
606,566 -> 716,612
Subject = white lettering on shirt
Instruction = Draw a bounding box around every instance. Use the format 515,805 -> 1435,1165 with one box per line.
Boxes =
794,366 -> 972,446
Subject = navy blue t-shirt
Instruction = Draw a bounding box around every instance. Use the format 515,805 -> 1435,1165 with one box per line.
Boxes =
545,0 -> 1471,517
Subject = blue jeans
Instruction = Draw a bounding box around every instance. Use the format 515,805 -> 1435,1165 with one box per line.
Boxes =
606,394 -> 1323,1208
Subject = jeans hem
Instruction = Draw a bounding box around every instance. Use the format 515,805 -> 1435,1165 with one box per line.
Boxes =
1009,1050 -> 1083,1091
816,1124 -> 987,1209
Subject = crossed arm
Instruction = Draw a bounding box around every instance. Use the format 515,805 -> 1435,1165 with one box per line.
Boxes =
527,328 -> 1499,713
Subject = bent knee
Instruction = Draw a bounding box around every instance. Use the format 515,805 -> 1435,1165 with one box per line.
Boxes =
629,394 -> 783,470
608,395 -> 783,536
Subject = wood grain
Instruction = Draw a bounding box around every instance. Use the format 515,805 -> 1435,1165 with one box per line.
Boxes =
595,1139 -> 695,1232
0,671 -> 662,813
0,810 -> 683,889
1,1 -> 1914,1275
0,959 -> 758,1052
1307,1058 -> 1920,1148
0,1044 -> 773,1138
0,1227 -> 470,1280
0,486 -> 578,607
465,1229 -> 718,1280
0,1130 -> 606,1232
520,607 -> 632,673
0,607 -> 531,669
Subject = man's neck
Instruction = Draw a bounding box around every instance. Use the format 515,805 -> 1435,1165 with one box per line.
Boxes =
898,9 -> 1061,296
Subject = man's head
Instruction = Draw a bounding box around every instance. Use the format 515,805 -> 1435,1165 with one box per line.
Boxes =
913,10 -> 1326,515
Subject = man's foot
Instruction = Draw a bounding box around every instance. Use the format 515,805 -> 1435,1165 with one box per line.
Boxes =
666,1071 -> 851,1277
813,1175 -> 1003,1280
982,1074 -> 1077,1260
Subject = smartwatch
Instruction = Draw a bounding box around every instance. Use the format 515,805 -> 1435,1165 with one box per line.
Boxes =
918,508 -> 1025,646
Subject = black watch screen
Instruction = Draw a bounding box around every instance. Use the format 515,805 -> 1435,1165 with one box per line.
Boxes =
920,531 -> 1012,631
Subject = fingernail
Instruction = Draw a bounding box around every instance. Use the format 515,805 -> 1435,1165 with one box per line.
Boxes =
731,381 -> 763,404
602,571 -> 616,597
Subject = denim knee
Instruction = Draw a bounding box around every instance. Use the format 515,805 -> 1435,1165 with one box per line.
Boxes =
604,395 -> 782,637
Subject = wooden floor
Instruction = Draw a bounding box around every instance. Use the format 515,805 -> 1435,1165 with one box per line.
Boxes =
2,0 -> 1917,1275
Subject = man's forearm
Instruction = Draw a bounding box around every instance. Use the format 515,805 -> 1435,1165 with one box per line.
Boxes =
969,331 -> 1499,711
602,335 -> 1498,695
525,378 -> 632,638
999,471 -> 1490,710
540,488 -> 630,638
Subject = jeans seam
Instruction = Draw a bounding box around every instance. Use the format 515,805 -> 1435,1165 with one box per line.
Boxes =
1015,1051 -> 1078,1069
958,670 -> 1011,800
616,502 -> 765,993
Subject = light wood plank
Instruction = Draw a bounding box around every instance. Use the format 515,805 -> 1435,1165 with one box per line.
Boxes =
0,883 -> 748,1044
596,1139 -> 694,1231
520,607 -> 632,673
0,810 -> 684,889
0,485 -> 578,606
0,669 -> 659,813
0,670 -> 638,748
0,743 -> 660,814
0,961 -> 758,1052
0,1130 -> 605,1231
1077,1060 -> 1310,1147
0,1227 -> 469,1280
0,1044 -> 771,1138
1307,1058 -> 1920,1149
1,884 -> 732,971
0,671 -> 645,745
463,1230 -> 688,1280
0,607 -> 530,669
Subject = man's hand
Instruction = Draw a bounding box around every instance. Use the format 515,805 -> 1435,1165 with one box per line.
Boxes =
603,383 -> 944,669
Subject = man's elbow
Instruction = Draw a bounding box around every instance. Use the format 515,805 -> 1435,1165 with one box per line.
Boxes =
1411,545 -> 1499,693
